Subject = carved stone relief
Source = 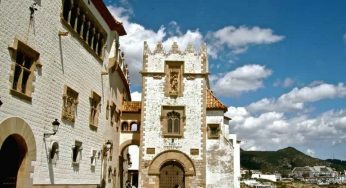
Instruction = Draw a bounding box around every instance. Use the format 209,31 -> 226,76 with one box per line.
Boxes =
62,86 -> 78,122
169,70 -> 179,95
165,62 -> 183,97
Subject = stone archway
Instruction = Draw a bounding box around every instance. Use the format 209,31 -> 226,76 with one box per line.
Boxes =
0,117 -> 37,187
119,140 -> 140,188
148,150 -> 195,188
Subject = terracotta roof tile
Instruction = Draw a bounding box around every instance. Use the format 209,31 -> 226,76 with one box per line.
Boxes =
121,90 -> 227,113
122,101 -> 141,112
206,89 -> 228,112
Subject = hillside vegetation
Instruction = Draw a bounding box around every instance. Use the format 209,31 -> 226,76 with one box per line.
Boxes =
241,147 -> 346,176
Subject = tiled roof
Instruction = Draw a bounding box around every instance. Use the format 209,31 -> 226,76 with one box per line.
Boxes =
122,101 -> 141,112
206,89 -> 228,112
121,90 -> 227,113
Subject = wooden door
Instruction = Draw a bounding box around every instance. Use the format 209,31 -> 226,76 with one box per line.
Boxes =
159,162 -> 184,188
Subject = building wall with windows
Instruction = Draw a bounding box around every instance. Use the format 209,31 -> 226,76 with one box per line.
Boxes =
0,0 -> 128,187
140,42 -> 208,187
206,110 -> 240,188
138,41 -> 240,188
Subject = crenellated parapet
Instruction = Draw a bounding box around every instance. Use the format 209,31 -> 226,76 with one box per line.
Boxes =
143,41 -> 208,57
143,41 -> 209,74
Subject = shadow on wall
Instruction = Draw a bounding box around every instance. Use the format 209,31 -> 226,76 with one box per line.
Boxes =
43,138 -> 54,184
59,37 -> 65,74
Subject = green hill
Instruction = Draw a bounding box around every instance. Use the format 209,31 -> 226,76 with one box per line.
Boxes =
241,147 -> 346,176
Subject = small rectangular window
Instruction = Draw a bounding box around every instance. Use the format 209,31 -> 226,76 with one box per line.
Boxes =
72,141 -> 82,165
110,102 -> 119,126
89,91 -> 101,127
9,39 -> 40,100
208,124 -> 220,139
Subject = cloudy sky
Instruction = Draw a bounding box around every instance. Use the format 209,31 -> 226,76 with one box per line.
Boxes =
105,0 -> 346,160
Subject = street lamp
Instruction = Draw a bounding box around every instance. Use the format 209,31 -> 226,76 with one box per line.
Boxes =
105,140 -> 113,150
102,140 -> 113,157
44,119 -> 60,138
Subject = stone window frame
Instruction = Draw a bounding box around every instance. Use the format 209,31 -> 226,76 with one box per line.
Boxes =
61,85 -> 79,122
49,141 -> 59,164
90,148 -> 97,167
61,0 -> 107,61
129,121 -> 139,132
109,102 -> 121,126
121,121 -> 129,132
164,61 -> 184,97
121,120 -> 140,133
8,38 -> 41,101
72,140 -> 83,165
207,124 -> 220,139
89,91 -> 101,127
160,106 -> 185,138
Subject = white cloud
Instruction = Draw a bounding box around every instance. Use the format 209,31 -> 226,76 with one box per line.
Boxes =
229,106 -> 346,152
212,64 -> 272,97
247,83 -> 346,113
108,5 -> 166,86
130,91 -> 141,101
274,77 -> 295,88
167,21 -> 182,36
108,6 -> 283,86
227,81 -> 346,152
207,26 -> 284,57
108,6 -> 203,86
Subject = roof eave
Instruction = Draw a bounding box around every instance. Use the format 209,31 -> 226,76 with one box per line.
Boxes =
91,0 -> 127,36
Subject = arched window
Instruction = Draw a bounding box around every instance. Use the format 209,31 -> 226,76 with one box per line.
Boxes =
121,122 -> 129,132
92,32 -> 99,51
88,26 -> 95,46
62,0 -> 71,21
76,13 -> 84,35
82,20 -> 90,40
69,2 -> 78,28
130,122 -> 138,132
97,36 -> 104,56
167,111 -> 180,134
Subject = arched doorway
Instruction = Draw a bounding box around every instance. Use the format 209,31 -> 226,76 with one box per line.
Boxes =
147,150 -> 196,188
159,161 -> 185,188
120,144 -> 139,188
0,117 -> 37,187
0,134 -> 27,188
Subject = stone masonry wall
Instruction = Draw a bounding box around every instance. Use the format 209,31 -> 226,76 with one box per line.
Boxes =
0,0 -> 125,186
206,111 -> 235,188
140,43 -> 208,187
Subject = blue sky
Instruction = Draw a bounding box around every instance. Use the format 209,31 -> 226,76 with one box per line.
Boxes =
106,0 -> 346,160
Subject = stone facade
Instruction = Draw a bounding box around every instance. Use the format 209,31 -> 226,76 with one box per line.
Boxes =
0,1 -> 240,188
137,42 -> 240,188
0,0 -> 128,187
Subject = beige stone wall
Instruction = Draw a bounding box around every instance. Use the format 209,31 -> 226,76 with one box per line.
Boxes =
0,0 -> 126,187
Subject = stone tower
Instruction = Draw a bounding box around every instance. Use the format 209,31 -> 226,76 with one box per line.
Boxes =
139,41 -> 240,188
139,42 -> 209,187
